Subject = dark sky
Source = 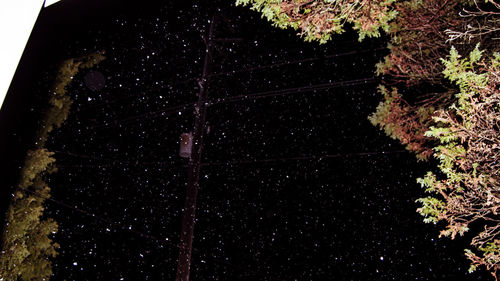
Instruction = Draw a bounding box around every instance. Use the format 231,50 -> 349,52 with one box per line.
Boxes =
1,0 -> 492,280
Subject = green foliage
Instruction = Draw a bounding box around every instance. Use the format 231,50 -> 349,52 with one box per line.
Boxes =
441,44 -> 490,123
0,51 -> 105,281
479,242 -> 500,256
37,51 -> 106,147
417,46 -> 500,277
0,151 -> 58,281
415,196 -> 445,224
352,0 -> 398,41
236,0 -> 499,277
368,85 -> 435,160
375,0 -> 475,85
19,149 -> 56,189
368,86 -> 397,136
442,44 -> 488,87
416,171 -> 439,193
235,0 -> 292,28
235,0 -> 398,43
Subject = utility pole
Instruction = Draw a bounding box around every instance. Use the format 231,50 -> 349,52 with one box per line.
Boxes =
175,17 -> 215,281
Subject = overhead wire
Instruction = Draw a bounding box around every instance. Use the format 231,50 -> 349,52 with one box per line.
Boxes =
15,186 -> 276,277
48,35 -> 388,276
83,43 -> 385,129
201,149 -> 407,167
79,46 -> 386,112
16,149 -> 401,279
17,186 -> 177,250
18,16 -> 392,278
26,149 -> 407,275
88,101 -> 193,129
54,149 -> 405,170
77,77 -> 198,111
208,77 -> 377,106
52,151 -> 184,171
19,149 -> 407,267
207,47 -> 386,78
88,76 -> 378,130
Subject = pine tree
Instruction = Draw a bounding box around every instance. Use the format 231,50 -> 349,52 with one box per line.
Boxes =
0,51 -> 105,280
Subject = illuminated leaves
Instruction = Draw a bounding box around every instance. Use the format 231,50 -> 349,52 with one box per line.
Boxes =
368,85 -> 435,161
235,0 -> 398,43
417,47 -> 500,278
0,52 -> 105,281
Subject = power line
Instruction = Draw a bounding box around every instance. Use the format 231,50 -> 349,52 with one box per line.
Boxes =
54,149 -> 405,170
88,102 -> 194,129
17,149 -> 405,276
21,150 -> 407,275
53,150 -> 181,167
78,77 -> 198,112
79,47 -> 386,111
17,186 -> 176,249
200,150 -> 407,167
16,186 -> 261,276
55,161 -> 183,170
88,76 -> 378,129
208,77 -> 377,106
207,47 -> 386,79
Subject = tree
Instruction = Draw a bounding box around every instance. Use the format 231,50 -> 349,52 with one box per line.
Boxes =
0,149 -> 59,281
237,0 -> 500,278
370,0 -> 499,161
235,0 -> 398,43
445,1 -> 500,43
0,51 -> 105,280
368,85 -> 440,160
375,0 -> 470,86
416,46 -> 500,279
37,52 -> 106,147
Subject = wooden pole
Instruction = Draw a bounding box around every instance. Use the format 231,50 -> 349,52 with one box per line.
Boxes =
175,17 -> 215,281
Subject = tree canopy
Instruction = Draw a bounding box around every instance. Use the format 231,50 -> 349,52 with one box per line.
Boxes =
236,0 -> 398,42
237,0 -> 500,278
0,52 -> 105,281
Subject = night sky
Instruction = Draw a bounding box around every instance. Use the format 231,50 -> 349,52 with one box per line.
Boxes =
0,0 -> 493,280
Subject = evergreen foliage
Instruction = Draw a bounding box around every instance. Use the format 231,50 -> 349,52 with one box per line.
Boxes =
368,85 -> 436,160
37,52 -> 106,147
375,0 -> 468,85
237,0 -> 500,278
369,0 -> 498,160
235,0 -> 398,43
0,52 -> 105,280
417,46 -> 500,278
1,149 -> 59,281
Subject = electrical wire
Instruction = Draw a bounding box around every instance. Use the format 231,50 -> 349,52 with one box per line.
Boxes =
88,102 -> 194,129
78,77 -> 198,111
201,150 -> 407,167
89,76 -> 378,129
13,149 -> 407,273
80,46 -> 386,111
208,77 -> 377,106
15,186 -> 276,277
14,149 -> 407,275
207,47 -> 386,79
54,149 -> 405,170
17,186 -> 176,249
